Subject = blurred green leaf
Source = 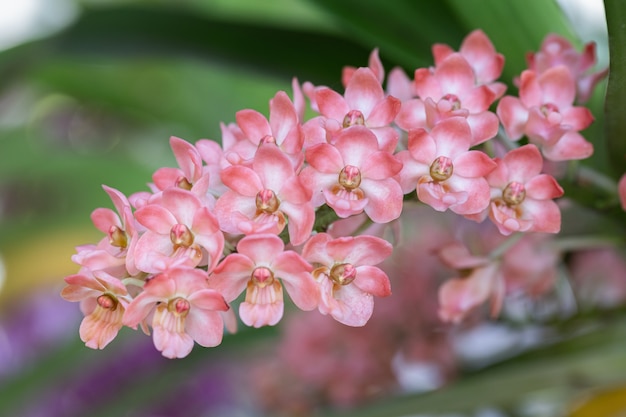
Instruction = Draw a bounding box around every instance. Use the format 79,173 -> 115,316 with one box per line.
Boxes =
0,4 -> 374,88
603,0 -> 626,178
324,320 -> 626,417
307,0 -> 467,71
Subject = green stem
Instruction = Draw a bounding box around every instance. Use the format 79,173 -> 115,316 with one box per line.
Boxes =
488,232 -> 524,260
122,277 -> 146,288
550,235 -> 624,252
573,164 -> 619,196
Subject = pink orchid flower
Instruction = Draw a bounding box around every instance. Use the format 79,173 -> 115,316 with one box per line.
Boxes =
313,67 -> 401,151
208,234 -> 318,328
342,48 -> 385,87
61,270 -> 130,349
229,91 -> 305,168
436,241 -> 504,324
525,33 -> 608,104
484,144 -> 564,235
497,65 -> 594,161
432,29 -> 506,96
134,188 -> 224,273
123,267 -> 229,358
303,125 -> 403,223
76,185 -> 140,277
409,53 -> 501,145
301,233 -> 392,326
151,136 -> 214,206
397,117 -> 496,216
214,143 -> 314,245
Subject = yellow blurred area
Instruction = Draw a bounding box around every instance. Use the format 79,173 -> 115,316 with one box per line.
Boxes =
0,226 -> 100,304
569,385 -> 626,417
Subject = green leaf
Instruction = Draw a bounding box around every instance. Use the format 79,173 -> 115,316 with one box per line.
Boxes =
603,0 -> 626,177
322,320 -> 626,417
0,5 -> 373,87
307,0 -> 468,70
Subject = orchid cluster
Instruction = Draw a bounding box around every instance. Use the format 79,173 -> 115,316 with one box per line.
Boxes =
61,30 -> 621,360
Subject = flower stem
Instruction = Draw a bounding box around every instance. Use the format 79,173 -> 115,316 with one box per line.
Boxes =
488,232 -> 524,260
571,163 -> 619,196
550,235 -> 624,252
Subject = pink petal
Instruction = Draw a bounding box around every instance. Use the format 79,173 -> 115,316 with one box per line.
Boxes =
525,174 -> 564,200
344,67 -> 385,117
460,30 -> 504,84
186,309 -> 225,347
360,150 -> 403,180
269,91 -> 299,142
361,177 -> 403,223
220,165 -> 263,196
539,66 -> 576,109
152,167 -> 182,190
240,300 -> 284,327
213,191 -> 256,235
367,95 -> 401,126
188,288 -> 229,311
524,199 -> 562,233
153,324 -> 194,358
561,106 -> 594,131
461,85 -> 497,113
407,128 -> 437,163
330,284 -> 374,326
395,99 -> 427,131
518,70 -> 543,107
326,235 -> 392,266
446,176 -> 491,215
209,253 -> 255,302
301,233 -> 333,265
162,188 -> 201,226
353,265 -> 391,297
305,143 -> 344,173
453,150 -> 497,178
496,96 -> 529,140
414,68 -> 442,100
541,130 -> 594,161
254,144 -> 297,191
80,307 -> 124,349
438,264 -> 498,323
334,126 -> 380,168
502,144 -> 543,181
102,185 -> 130,217
430,117 -> 472,158
135,205 -> 176,234
91,208 -> 121,234
316,87 -> 349,120
467,111 -> 499,145
432,43 -> 454,65
436,241 -> 489,269
170,136 -> 203,182
280,201 -> 315,246
434,54 -> 475,97
236,109 -> 271,143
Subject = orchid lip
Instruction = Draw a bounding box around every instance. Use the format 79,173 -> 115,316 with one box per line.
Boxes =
429,156 -> 454,182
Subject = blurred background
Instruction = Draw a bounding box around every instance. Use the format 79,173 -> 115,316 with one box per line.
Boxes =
0,0 -> 624,416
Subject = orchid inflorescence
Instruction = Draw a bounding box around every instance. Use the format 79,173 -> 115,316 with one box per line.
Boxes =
61,30 -> 621,359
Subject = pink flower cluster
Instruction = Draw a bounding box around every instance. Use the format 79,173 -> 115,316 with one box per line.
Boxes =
61,30 -> 609,358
